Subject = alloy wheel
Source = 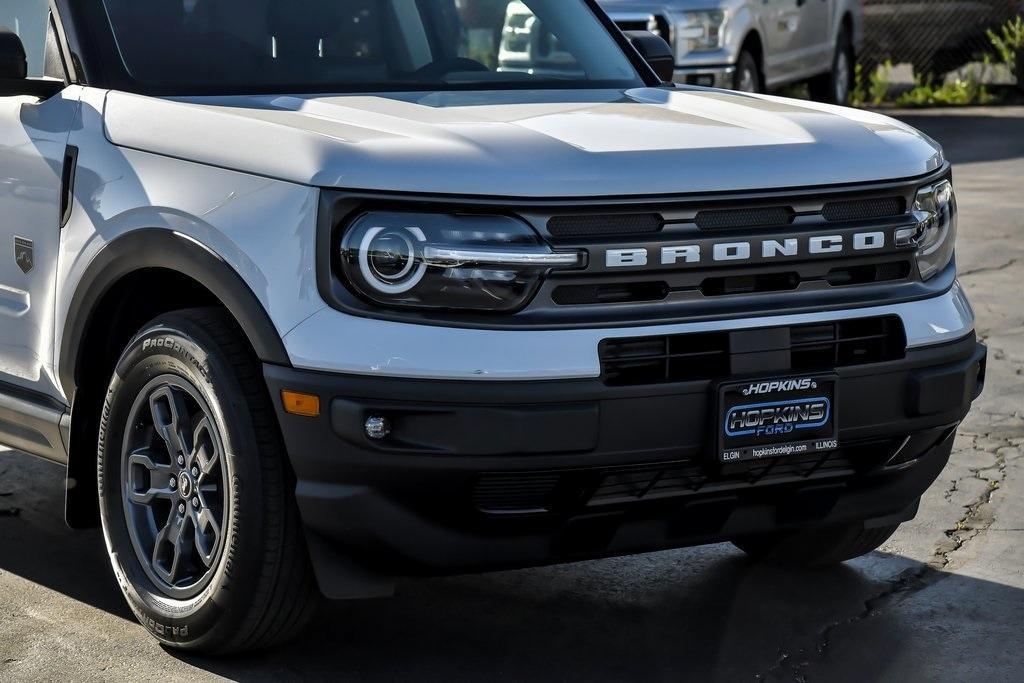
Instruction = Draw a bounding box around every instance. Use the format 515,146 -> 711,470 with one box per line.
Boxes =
121,376 -> 228,600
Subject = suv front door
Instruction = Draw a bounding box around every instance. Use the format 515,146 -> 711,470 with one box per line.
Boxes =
0,2 -> 78,400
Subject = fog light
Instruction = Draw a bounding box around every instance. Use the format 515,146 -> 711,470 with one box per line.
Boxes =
365,416 -> 391,440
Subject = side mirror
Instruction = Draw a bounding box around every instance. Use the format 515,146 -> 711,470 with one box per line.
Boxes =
624,30 -> 675,84
0,27 -> 63,98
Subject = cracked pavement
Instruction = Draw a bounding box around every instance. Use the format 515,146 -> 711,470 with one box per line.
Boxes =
1,108 -> 1022,681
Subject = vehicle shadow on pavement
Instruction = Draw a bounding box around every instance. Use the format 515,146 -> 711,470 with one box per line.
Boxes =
168,549 -> 1024,682
0,452 -> 133,620
3,448 -> 1022,681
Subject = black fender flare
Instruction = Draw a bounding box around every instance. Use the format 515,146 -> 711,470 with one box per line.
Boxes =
61,228 -> 291,527
59,228 -> 290,403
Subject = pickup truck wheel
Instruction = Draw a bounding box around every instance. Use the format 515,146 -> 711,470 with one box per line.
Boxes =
809,28 -> 854,105
732,522 -> 899,567
733,50 -> 762,93
97,308 -> 317,653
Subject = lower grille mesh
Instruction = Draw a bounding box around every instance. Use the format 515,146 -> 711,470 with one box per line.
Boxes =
822,196 -> 905,222
695,206 -> 794,230
551,282 -> 669,306
547,214 -> 662,238
473,473 -> 562,514
473,437 -> 903,514
601,316 -> 905,386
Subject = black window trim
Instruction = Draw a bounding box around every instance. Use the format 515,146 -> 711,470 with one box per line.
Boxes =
48,0 -> 77,84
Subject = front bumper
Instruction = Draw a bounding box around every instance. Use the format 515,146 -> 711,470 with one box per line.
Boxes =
673,64 -> 736,88
283,283 -> 975,381
266,327 -> 986,598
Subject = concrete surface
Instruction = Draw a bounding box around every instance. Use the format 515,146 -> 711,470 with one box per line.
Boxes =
1,108 -> 1022,682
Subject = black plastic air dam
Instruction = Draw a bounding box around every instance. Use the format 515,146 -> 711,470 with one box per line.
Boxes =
263,334 -> 984,583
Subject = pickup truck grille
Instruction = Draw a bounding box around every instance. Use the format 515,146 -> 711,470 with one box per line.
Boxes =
600,315 -> 905,386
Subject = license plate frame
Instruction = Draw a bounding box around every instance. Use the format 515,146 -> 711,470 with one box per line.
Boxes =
717,374 -> 839,463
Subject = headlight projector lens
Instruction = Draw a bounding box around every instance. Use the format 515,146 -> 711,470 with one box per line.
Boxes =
341,212 -> 582,312
367,230 -> 416,281
357,226 -> 428,295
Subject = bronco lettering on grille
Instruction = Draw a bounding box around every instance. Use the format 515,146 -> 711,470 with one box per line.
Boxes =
605,231 -> 888,269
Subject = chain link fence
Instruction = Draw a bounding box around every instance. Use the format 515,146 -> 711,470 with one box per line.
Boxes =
862,0 -> 1023,77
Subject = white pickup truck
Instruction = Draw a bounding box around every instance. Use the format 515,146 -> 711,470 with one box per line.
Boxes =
0,0 -> 984,655
601,0 -> 862,103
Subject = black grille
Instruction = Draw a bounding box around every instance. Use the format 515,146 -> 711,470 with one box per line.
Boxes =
473,436 -> 903,514
601,331 -> 731,386
588,439 -> 899,506
790,316 -> 906,371
552,281 -> 668,305
825,260 -> 911,286
600,316 -> 905,386
822,196 -> 905,223
695,206 -> 794,230
551,260 -> 911,307
547,213 -> 662,238
699,272 -> 800,297
472,472 -> 562,514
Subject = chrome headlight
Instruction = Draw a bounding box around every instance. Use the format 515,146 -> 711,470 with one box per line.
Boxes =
675,10 -> 726,55
897,179 -> 958,281
339,212 -> 582,312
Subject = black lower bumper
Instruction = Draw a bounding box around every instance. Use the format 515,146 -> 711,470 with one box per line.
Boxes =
264,333 -> 986,597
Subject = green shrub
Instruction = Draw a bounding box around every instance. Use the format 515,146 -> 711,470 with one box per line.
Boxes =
892,76 -> 996,108
851,61 -> 896,107
987,16 -> 1024,71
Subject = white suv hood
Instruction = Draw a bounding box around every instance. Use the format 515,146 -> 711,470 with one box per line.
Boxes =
103,87 -> 943,197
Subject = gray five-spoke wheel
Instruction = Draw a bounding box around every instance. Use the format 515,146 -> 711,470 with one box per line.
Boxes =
122,376 -> 228,600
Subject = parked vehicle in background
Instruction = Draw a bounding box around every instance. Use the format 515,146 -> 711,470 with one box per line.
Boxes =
598,0 -> 862,103
861,0 -> 1024,77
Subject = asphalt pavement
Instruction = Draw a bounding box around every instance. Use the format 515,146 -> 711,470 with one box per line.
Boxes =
1,107 -> 1022,682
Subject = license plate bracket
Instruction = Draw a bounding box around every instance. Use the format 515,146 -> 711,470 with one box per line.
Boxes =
718,375 -> 839,463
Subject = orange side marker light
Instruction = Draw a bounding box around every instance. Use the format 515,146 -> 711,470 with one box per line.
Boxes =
282,390 -> 320,417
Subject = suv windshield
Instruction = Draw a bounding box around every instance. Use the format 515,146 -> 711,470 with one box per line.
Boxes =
96,0 -> 645,93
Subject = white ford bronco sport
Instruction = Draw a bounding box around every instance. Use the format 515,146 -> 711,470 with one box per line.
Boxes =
0,0 -> 986,654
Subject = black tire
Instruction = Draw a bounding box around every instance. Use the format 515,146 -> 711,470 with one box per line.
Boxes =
732,522 -> 899,567
97,307 -> 317,653
733,49 -> 763,93
809,28 -> 855,105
